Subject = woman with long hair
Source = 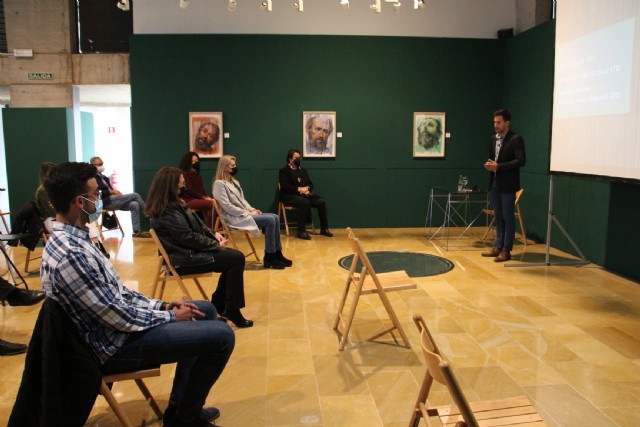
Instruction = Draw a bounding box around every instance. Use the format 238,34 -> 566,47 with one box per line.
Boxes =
213,155 -> 292,269
146,166 -> 252,328
178,151 -> 215,228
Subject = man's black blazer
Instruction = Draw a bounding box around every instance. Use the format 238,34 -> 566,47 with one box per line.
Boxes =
488,129 -> 526,194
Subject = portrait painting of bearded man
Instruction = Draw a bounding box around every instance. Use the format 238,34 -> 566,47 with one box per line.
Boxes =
189,112 -> 223,158
303,112 -> 337,157
413,112 -> 446,158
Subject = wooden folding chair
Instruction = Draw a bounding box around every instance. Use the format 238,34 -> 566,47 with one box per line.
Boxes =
276,183 -> 315,236
333,227 -> 417,351
0,210 -> 10,234
482,188 -> 528,246
410,314 -> 547,427
100,367 -> 163,427
211,198 -> 261,263
149,229 -> 209,301
24,230 -> 49,273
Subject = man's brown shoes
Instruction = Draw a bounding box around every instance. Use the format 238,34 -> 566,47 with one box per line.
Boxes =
481,247 -> 501,257
494,250 -> 511,262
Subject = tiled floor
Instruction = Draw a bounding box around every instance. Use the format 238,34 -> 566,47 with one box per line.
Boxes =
1,227 -> 640,426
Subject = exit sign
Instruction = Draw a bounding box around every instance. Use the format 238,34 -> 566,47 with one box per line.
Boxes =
27,72 -> 53,80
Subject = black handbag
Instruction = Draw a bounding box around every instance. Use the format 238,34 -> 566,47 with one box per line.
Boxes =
102,212 -> 119,230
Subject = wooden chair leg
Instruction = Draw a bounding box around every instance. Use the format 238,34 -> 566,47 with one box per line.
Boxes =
150,257 -> 164,299
245,233 -> 261,263
192,278 -> 208,300
100,381 -> 135,427
134,378 -> 163,420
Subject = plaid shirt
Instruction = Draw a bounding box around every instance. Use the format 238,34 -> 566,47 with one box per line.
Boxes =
41,222 -> 174,364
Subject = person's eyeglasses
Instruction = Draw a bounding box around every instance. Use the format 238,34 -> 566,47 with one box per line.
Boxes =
81,190 -> 102,201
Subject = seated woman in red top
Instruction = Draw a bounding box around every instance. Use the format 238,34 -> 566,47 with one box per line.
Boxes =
178,151 -> 215,228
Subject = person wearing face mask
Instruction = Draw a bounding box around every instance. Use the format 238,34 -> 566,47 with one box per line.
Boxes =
178,152 -> 215,229
213,155 -> 292,269
31,162 -> 235,427
278,149 -> 332,240
146,167 -> 253,330
89,156 -> 150,238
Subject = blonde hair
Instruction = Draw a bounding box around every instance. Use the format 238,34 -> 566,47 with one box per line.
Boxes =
214,155 -> 237,183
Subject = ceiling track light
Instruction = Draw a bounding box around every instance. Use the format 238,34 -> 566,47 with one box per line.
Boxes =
228,0 -> 237,11
370,0 -> 381,13
393,2 -> 401,12
179,0 -> 190,9
414,0 -> 425,9
261,0 -> 272,11
116,0 -> 130,11
293,0 -> 304,12
339,0 -> 349,10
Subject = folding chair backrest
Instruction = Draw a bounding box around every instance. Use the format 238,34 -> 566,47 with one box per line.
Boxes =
413,314 -> 479,427
149,229 -> 182,279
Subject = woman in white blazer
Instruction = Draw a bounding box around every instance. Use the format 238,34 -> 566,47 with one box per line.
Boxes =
213,155 -> 292,269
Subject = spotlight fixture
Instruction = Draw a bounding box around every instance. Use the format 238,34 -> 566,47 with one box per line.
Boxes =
116,0 -> 130,11
293,0 -> 304,11
339,0 -> 349,10
179,0 -> 190,9
370,0 -> 381,13
393,2 -> 401,12
261,0 -> 272,11
414,0 -> 425,9
228,0 -> 237,11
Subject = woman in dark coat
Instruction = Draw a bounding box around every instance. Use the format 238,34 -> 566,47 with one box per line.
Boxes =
146,166 -> 252,328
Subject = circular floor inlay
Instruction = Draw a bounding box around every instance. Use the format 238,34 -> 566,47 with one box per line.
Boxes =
338,251 -> 454,277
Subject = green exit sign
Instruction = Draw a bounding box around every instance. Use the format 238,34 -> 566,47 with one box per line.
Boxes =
27,72 -> 54,80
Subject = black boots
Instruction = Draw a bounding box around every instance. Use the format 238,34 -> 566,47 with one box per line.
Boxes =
276,250 -> 293,267
263,251 -> 293,269
221,309 -> 254,328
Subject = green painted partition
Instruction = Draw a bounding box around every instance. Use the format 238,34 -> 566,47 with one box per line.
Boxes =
130,34 -> 504,228
2,108 -> 72,216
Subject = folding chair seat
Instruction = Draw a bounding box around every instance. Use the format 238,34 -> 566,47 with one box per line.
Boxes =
100,367 -> 163,427
482,188 -> 528,246
277,183 -> 315,236
333,227 -> 417,351
410,314 -> 547,427
212,198 -> 261,263
149,229 -> 209,301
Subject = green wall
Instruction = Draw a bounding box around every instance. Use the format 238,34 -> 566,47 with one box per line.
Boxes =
4,24 -> 635,280
2,108 -> 73,215
130,34 -> 504,228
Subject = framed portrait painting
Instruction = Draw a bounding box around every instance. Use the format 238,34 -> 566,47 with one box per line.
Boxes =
302,111 -> 336,157
189,112 -> 223,158
413,112 -> 446,158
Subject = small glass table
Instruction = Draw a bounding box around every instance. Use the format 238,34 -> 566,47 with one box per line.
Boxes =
425,187 -> 489,250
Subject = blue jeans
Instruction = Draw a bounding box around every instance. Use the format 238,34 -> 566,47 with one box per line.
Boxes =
104,193 -> 146,232
253,213 -> 281,253
101,301 -> 235,422
489,180 -> 517,251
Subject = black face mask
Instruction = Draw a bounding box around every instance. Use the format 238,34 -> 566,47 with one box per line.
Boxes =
230,166 -> 238,176
179,186 -> 186,197
293,158 -> 301,167
192,161 -> 201,173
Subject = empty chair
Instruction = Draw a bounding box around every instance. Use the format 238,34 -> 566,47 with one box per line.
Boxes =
333,227 -> 417,351
482,188 -> 527,246
149,228 -> 209,301
410,314 -> 547,427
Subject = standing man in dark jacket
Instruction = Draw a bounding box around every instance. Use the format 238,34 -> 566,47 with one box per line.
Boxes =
278,149 -> 332,240
89,156 -> 150,238
482,109 -> 526,262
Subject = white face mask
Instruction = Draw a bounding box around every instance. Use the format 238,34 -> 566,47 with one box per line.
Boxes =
97,165 -> 106,174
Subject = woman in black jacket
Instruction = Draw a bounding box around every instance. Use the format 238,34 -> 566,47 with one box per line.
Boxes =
146,167 -> 252,328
